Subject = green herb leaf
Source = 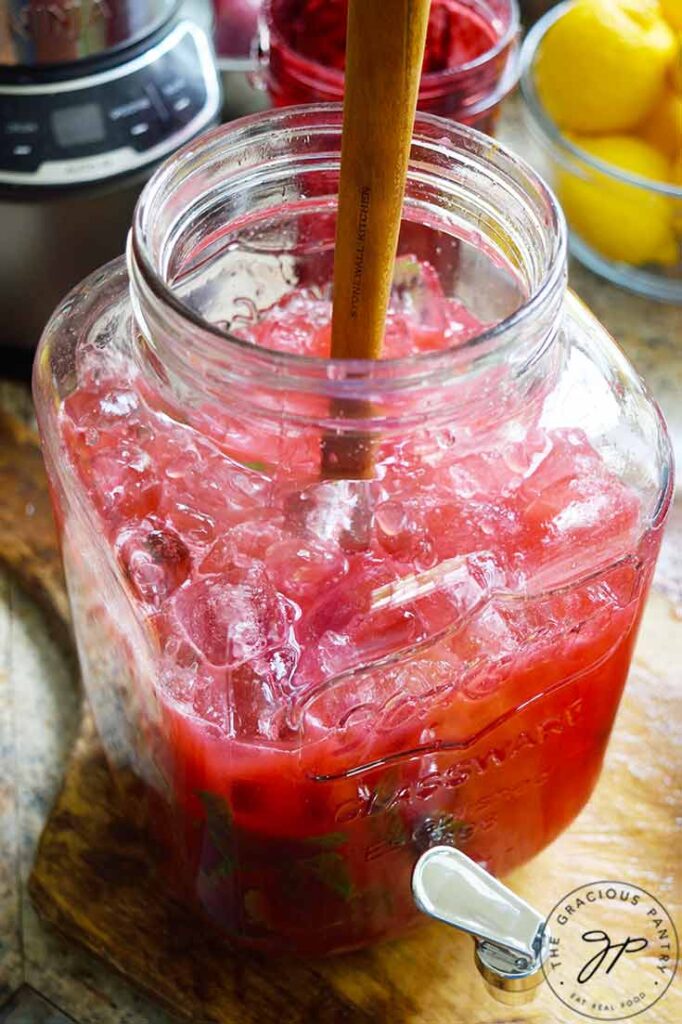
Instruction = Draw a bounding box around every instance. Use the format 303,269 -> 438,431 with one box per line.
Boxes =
303,851 -> 355,902
197,790 -> 235,877
303,831 -> 348,849
385,810 -> 410,848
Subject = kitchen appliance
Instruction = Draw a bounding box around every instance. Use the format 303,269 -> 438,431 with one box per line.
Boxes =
0,1 -> 221,355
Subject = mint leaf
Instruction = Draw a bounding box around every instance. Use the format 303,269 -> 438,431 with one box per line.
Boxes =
303,851 -> 354,901
385,810 -> 410,848
303,831 -> 348,849
197,790 -> 235,877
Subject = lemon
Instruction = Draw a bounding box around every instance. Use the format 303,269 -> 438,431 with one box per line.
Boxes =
640,88 -> 682,159
660,0 -> 682,29
672,155 -> 682,232
536,0 -> 676,133
669,33 -> 682,91
557,135 -> 678,265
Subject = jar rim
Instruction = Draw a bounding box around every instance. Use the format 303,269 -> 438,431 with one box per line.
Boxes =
130,103 -> 566,389
262,0 -> 521,96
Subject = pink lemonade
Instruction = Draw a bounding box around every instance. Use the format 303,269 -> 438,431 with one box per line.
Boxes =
57,268 -> 659,954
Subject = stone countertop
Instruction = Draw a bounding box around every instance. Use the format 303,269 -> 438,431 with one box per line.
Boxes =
0,96 -> 680,1024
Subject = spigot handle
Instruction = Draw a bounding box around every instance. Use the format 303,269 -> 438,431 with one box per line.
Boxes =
412,845 -> 549,1003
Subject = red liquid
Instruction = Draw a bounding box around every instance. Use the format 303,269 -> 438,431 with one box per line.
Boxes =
59,279 -> 658,954
272,0 -> 498,73
265,0 -> 517,133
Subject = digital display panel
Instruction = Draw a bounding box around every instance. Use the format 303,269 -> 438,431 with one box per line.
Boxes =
51,103 -> 106,148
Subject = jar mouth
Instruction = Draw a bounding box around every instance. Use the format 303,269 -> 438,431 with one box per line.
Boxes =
263,0 -> 521,96
130,104 -> 566,392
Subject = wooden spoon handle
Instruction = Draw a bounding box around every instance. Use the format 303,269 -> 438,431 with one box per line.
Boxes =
331,0 -> 432,360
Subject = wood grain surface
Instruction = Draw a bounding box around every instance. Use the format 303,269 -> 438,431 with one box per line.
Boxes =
0,412 -> 68,636
1,411 -> 680,1024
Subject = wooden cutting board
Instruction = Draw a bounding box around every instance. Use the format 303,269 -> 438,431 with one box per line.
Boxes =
1,411 -> 680,1024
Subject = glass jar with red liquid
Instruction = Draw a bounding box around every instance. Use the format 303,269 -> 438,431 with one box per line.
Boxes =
258,0 -> 520,133
34,106 -> 672,958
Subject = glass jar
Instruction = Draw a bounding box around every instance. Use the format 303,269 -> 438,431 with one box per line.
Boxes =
257,0 -> 521,135
34,106 -> 672,957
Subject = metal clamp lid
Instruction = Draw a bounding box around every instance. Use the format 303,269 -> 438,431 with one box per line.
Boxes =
412,846 -> 550,1005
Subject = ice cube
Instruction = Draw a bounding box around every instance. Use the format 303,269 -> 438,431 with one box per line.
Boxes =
168,503 -> 217,547
158,632 -> 201,704
517,429 -> 641,578
117,519 -> 192,607
160,610 -> 300,739
228,645 -> 300,738
286,480 -> 374,552
199,535 -> 241,576
448,601 -> 520,700
190,674 -> 229,731
301,558 -> 398,645
371,551 -> 499,643
173,564 -> 289,668
375,488 -> 516,567
88,447 -> 162,521
390,256 -> 446,335
249,291 -> 331,357
223,519 -> 287,562
228,661 -> 280,737
266,537 -> 349,604
381,311 -> 413,358
64,384 -> 140,430
375,500 -> 411,553
198,518 -> 287,577
162,450 -> 270,546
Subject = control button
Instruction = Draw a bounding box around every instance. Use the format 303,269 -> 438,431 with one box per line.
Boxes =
5,120 -> 39,135
172,96 -> 191,113
109,96 -> 152,121
2,139 -> 41,172
144,82 -> 170,123
127,116 -> 163,153
161,76 -> 186,98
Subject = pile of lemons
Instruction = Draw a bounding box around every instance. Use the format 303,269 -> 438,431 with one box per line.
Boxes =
535,0 -> 681,267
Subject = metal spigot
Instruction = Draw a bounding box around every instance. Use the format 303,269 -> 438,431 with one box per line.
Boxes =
412,845 -> 550,1005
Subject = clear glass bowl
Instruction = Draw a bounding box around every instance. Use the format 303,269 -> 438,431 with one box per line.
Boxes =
520,2 -> 682,304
